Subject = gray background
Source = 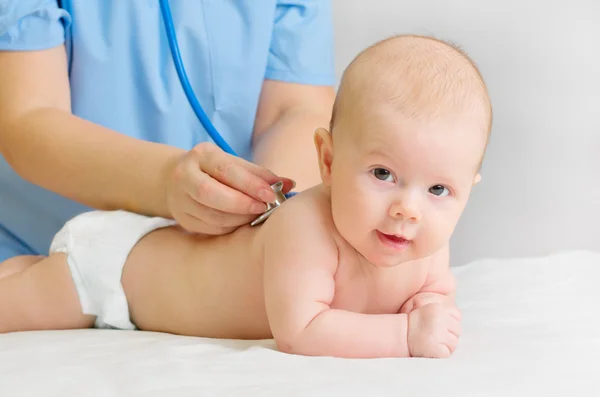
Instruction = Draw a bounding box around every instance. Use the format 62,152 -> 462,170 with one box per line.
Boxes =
331,0 -> 600,266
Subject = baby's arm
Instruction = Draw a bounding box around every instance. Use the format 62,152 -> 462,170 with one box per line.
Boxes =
263,204 -> 409,359
400,244 -> 457,314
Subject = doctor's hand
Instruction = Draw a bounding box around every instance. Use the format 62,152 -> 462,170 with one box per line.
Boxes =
165,142 -> 295,235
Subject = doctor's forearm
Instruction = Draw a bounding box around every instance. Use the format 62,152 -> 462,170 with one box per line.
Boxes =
252,109 -> 330,191
0,108 -> 181,217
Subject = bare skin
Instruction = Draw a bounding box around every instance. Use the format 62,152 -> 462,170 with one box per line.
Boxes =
0,187 -> 432,341
0,34 -> 491,359
0,46 -> 330,237
121,187 -> 429,341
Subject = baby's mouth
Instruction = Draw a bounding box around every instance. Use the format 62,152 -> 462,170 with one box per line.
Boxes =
376,230 -> 411,250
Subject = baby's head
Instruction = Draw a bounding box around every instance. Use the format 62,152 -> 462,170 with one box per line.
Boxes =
314,35 -> 492,267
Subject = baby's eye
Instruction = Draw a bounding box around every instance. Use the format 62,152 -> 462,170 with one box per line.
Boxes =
429,185 -> 450,197
371,168 -> 395,183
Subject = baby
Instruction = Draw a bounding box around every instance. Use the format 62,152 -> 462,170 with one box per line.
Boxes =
0,35 -> 492,359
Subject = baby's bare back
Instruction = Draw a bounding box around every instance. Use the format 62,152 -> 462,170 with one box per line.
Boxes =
121,224 -> 272,339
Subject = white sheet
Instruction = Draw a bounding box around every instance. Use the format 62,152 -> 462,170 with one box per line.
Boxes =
1,250 -> 599,396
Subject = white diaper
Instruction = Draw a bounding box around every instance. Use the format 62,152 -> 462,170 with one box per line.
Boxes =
49,210 -> 176,330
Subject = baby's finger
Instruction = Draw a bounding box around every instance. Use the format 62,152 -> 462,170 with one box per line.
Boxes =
448,318 -> 462,339
416,293 -> 444,308
433,343 -> 452,359
445,333 -> 459,354
399,299 -> 414,314
447,305 -> 462,322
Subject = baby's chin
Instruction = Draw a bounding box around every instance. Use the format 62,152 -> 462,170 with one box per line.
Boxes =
360,247 -> 419,269
359,239 -> 440,268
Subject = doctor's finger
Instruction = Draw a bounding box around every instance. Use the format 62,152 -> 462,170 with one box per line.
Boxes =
188,172 -> 267,215
234,157 -> 296,193
181,193 -> 256,227
176,210 -> 236,235
199,150 -> 278,204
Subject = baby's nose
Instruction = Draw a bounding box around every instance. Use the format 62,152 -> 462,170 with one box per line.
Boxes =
389,197 -> 420,223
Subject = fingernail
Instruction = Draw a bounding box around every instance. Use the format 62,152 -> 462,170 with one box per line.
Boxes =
251,202 -> 267,213
258,188 -> 273,202
291,179 -> 297,189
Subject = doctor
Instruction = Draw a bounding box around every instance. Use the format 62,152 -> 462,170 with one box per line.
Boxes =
0,1 -> 336,262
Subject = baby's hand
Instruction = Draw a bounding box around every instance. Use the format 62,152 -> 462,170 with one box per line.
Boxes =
407,302 -> 462,358
400,292 -> 451,314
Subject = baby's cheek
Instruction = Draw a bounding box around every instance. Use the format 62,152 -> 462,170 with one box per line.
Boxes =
331,194 -> 359,237
418,220 -> 451,256
332,190 -> 374,250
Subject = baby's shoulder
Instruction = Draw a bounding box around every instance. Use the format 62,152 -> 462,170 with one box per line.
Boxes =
263,186 -> 336,238
259,186 -> 340,273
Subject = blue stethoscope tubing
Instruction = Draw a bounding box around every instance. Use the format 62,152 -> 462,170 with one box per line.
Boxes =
158,0 -> 238,156
0,0 -> 280,257
159,0 -> 296,206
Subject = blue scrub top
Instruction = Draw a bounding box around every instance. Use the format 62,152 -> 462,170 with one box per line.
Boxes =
0,0 -> 335,261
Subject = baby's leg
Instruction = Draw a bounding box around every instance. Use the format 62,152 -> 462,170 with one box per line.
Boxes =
0,253 -> 94,333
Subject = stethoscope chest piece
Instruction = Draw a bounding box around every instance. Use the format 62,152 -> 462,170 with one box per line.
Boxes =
250,181 -> 288,226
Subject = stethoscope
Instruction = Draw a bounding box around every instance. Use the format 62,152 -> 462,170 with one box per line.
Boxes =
159,0 -> 293,226
0,0 -> 289,256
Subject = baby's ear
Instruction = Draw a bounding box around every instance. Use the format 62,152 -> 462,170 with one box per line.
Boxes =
473,173 -> 482,186
313,127 -> 334,185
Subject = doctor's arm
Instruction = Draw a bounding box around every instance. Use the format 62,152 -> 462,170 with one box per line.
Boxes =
0,46 -> 180,216
251,0 -> 336,191
252,80 -> 335,191
0,46 -> 288,234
